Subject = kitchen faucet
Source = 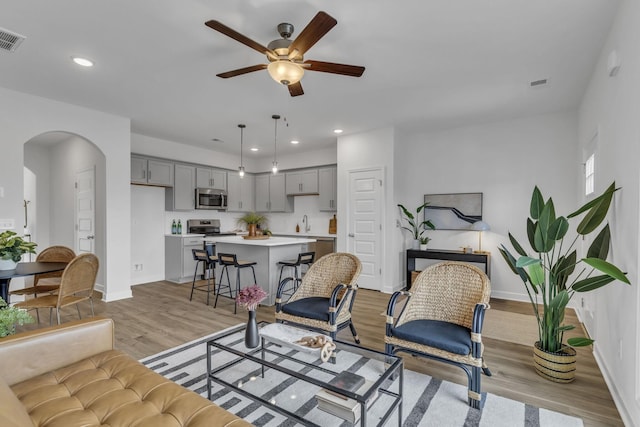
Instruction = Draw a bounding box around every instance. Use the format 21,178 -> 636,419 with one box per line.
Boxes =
302,215 -> 310,233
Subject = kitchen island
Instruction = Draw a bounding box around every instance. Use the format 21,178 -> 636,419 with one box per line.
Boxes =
204,235 -> 316,306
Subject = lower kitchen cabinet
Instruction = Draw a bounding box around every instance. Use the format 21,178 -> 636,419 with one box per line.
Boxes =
165,235 -> 204,283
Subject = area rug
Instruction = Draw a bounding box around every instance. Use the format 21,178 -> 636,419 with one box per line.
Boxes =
140,325 -> 583,427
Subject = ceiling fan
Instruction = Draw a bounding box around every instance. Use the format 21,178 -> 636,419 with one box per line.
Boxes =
205,11 -> 365,97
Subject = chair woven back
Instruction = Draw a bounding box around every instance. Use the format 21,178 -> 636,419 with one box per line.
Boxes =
34,246 -> 75,285
289,252 -> 361,302
57,253 -> 99,302
398,261 -> 490,329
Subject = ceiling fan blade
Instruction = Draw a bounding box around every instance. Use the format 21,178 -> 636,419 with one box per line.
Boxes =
288,11 -> 337,56
304,60 -> 365,77
205,20 -> 276,57
216,64 -> 267,78
288,81 -> 304,97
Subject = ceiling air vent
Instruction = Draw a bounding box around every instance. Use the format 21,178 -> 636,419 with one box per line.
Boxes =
0,27 -> 26,52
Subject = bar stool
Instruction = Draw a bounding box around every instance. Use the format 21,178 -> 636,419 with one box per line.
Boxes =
190,249 -> 217,305
277,251 -> 315,296
215,253 -> 257,314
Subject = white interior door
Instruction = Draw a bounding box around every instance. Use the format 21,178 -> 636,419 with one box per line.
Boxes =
347,168 -> 383,290
75,167 -> 95,254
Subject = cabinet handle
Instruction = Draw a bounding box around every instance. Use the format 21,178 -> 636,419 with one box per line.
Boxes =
148,170 -> 151,180
299,183 -> 302,192
142,170 -> 146,179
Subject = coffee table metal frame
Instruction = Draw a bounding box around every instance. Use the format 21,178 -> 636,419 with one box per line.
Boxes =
206,322 -> 403,426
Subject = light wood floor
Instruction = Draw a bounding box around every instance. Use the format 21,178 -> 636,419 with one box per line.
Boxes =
17,280 -> 622,426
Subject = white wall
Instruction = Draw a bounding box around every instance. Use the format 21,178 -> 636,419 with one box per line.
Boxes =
0,87 -> 131,302
131,185 -> 166,284
395,111 -> 578,298
578,0 -> 640,423
23,144 -> 51,251
337,127 -> 397,293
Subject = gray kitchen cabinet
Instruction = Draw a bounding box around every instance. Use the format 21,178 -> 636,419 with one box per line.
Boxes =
196,167 -> 226,190
165,235 -> 204,283
255,173 -> 293,212
131,155 -> 173,186
318,166 -> 337,211
166,164 -> 195,211
285,169 -> 318,195
227,172 -> 255,212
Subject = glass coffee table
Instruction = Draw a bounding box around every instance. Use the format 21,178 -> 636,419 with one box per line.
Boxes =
206,322 -> 403,426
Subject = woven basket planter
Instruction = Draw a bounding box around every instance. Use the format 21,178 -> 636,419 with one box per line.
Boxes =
533,341 -> 577,383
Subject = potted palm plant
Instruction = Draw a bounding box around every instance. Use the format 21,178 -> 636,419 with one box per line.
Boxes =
398,202 -> 435,249
237,212 -> 268,237
499,182 -> 630,382
0,230 -> 37,270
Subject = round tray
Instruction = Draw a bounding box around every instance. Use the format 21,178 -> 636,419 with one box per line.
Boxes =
243,235 -> 270,240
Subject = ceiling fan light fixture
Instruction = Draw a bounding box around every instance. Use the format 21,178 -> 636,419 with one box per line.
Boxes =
267,60 -> 304,85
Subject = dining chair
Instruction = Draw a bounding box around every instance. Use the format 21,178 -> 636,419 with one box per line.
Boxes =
385,261 -> 491,409
9,245 -> 75,297
14,253 -> 99,325
275,252 -> 362,343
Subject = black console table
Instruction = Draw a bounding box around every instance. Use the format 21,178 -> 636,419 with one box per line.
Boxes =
406,249 -> 491,289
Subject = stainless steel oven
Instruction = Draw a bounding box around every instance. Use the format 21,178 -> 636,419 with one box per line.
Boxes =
195,188 -> 227,210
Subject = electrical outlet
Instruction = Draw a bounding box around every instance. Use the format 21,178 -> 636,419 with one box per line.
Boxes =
133,264 -> 143,271
581,297 -> 585,308
0,219 -> 15,229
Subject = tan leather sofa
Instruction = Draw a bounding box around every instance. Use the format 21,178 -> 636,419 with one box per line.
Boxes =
0,317 -> 251,427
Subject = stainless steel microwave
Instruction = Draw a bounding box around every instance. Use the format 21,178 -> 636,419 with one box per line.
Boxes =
195,188 -> 227,210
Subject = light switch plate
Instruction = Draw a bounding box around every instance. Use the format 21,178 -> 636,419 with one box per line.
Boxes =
0,219 -> 15,229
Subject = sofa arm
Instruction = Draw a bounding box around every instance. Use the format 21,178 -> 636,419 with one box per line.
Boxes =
0,317 -> 114,386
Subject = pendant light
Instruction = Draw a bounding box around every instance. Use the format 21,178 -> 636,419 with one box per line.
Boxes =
272,114 -> 280,174
238,123 -> 246,177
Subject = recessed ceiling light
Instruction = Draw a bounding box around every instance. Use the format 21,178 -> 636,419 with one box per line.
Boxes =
333,129 -> 343,134
71,56 -> 94,67
290,140 -> 299,145
250,147 -> 259,152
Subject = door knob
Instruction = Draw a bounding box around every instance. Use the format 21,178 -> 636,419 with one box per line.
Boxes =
87,235 -> 95,240
348,233 -> 354,237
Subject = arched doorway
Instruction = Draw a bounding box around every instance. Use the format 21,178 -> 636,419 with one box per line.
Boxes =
23,131 -> 107,295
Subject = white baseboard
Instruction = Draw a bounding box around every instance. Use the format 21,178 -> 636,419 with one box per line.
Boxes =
593,343 -> 639,427
490,290 -> 531,302
102,289 -> 133,302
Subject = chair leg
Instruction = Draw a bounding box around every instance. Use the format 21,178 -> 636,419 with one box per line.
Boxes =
49,308 -> 53,326
206,265 -> 213,306
56,308 -> 61,325
190,260 -> 200,301
251,266 -> 257,285
482,366 -> 492,376
348,321 -> 361,344
35,308 -> 40,324
76,304 -> 82,319
90,297 -> 95,316
468,366 -> 484,409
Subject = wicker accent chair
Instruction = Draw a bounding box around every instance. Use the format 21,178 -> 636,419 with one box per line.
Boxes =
14,253 -> 99,325
385,261 -> 491,409
275,252 -> 362,343
10,245 -> 75,297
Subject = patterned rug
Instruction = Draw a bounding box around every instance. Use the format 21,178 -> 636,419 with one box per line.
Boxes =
140,325 -> 583,427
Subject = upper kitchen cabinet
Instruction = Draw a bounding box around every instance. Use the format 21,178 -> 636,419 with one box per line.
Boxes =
196,167 -> 226,190
166,164 -> 195,211
227,172 -> 255,212
131,155 -> 173,187
255,174 -> 293,213
285,169 -> 319,195
318,166 -> 337,211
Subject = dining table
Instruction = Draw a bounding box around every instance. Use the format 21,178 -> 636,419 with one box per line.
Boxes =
0,262 -> 68,305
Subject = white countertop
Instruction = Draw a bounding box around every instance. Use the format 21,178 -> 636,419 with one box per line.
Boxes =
204,235 -> 316,246
165,233 -> 205,238
271,231 -> 337,239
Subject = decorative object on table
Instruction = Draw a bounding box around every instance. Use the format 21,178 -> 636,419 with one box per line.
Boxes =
423,192 -> 482,230
0,230 -> 37,270
237,212 -> 268,237
0,297 -> 34,337
295,334 -> 336,362
296,223 -> 300,233
236,284 -> 267,348
397,202 -> 435,249
499,182 -> 630,383
385,261 -> 491,409
329,214 -> 337,234
470,220 -> 491,253
315,378 -> 377,423
259,322 -> 333,355
419,235 -> 430,250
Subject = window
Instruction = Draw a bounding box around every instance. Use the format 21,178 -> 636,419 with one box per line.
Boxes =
585,153 -> 595,196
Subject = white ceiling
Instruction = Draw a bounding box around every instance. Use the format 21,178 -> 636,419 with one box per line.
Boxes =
0,0 -> 619,158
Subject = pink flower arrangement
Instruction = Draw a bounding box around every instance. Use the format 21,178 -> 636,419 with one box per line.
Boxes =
236,285 -> 267,311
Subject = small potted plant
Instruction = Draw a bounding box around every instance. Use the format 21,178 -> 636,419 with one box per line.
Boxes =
237,212 -> 268,237
0,230 -> 37,270
397,202 -> 435,249
0,297 -> 34,337
419,235 -> 431,250
236,284 -> 268,348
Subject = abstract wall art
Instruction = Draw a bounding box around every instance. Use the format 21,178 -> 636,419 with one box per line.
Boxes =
423,193 -> 483,230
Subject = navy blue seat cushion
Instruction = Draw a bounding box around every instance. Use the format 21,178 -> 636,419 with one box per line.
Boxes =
390,319 -> 472,355
282,297 -> 331,321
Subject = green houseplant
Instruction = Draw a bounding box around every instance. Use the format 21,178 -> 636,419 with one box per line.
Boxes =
499,182 -> 630,381
0,230 -> 37,270
0,297 -> 34,337
398,202 -> 435,249
237,212 -> 268,237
